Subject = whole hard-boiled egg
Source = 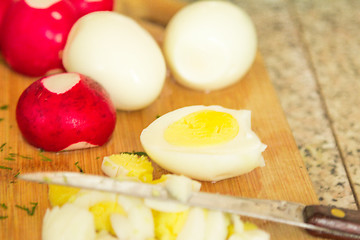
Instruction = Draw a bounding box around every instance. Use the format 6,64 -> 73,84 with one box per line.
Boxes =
163,1 -> 257,91
140,105 -> 266,181
63,11 -> 166,111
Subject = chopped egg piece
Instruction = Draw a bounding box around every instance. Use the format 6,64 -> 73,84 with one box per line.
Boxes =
48,184 -> 80,207
111,196 -> 155,240
102,153 -> 154,183
177,207 -> 206,240
89,201 -> 125,234
42,204 -> 96,240
153,210 -> 190,240
43,153 -> 269,240
205,210 -> 230,240
145,174 -> 201,212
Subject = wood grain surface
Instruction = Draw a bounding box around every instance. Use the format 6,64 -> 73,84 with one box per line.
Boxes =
0,4 -> 326,240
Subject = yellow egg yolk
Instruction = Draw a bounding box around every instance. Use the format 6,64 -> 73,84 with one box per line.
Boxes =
153,210 -> 189,240
48,185 -> 80,207
164,110 -> 239,146
106,153 -> 154,183
89,200 -> 125,235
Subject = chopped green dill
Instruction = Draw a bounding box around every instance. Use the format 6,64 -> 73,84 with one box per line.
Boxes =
0,118 -> 3,122
122,151 -> 148,157
156,115 -> 161,119
0,143 -> 6,152
74,161 -> 84,173
0,203 -> 7,209
14,171 -> 20,178
6,153 -> 32,160
17,154 -> 32,159
0,105 -> 8,110
96,156 -> 100,160
0,166 -> 12,170
39,152 -> 52,162
0,216 -> 8,220
15,202 -> 38,216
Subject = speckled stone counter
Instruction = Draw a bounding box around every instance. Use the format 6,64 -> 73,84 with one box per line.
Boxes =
230,0 -> 359,209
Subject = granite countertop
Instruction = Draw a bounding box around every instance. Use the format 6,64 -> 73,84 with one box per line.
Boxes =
234,0 -> 359,209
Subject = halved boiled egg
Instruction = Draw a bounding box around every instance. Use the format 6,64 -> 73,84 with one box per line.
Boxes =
140,105 -> 266,181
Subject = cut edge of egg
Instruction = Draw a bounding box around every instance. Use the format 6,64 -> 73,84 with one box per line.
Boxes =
140,105 -> 267,181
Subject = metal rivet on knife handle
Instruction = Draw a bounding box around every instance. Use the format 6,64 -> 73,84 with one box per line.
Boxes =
303,205 -> 360,240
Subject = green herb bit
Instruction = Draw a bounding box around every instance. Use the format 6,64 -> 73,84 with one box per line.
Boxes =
0,216 -> 8,220
0,105 -> 8,110
0,166 -> 12,170
14,171 -> 20,178
15,202 -> 38,216
0,118 -> 3,122
39,152 -> 52,162
74,161 -> 84,173
7,153 -> 32,160
0,203 -> 7,210
122,151 -> 148,157
4,157 -> 15,161
17,154 -> 32,159
0,143 -> 6,152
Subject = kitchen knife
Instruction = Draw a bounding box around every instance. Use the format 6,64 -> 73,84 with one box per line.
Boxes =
19,171 -> 360,240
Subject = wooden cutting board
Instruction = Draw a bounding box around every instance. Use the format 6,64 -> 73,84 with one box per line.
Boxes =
0,5 -> 324,240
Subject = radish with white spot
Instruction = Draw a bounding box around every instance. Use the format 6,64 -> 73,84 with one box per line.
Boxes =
16,72 -> 116,152
0,0 -> 78,77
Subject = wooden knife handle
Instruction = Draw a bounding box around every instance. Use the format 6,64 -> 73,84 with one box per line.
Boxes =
304,205 -> 360,239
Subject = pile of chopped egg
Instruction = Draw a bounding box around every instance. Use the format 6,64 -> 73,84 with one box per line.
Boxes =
43,153 -> 270,240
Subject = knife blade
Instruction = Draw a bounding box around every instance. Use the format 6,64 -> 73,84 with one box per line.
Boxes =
19,171 -> 360,240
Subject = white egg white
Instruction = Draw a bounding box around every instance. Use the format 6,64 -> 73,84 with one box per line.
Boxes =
144,174 -> 201,213
111,196 -> 155,240
63,11 -> 166,111
177,208 -> 206,240
71,190 -> 118,209
42,204 -> 96,240
140,105 -> 267,181
164,1 -> 257,91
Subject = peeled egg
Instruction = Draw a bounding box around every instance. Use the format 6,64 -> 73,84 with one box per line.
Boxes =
163,1 -> 257,91
140,105 -> 267,181
63,11 -> 166,110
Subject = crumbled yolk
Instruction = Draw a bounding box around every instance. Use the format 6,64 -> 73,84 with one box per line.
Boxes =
152,210 -> 189,240
164,110 -> 239,146
106,153 -> 154,183
89,200 -> 125,235
243,221 -> 258,231
48,185 -> 80,207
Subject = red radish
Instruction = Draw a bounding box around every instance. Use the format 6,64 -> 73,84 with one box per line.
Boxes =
70,0 -> 114,17
0,0 -> 11,35
0,0 -> 78,77
16,72 -> 116,152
